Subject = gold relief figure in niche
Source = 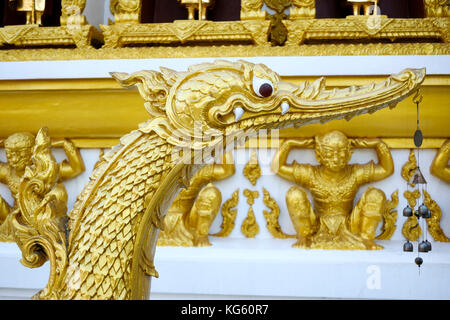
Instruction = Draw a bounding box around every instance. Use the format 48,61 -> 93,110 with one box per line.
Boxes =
157,152 -> 235,246
185,183 -> 222,246
0,131 -> 85,242
272,130 -> 394,250
9,0 -> 47,25
430,139 -> 450,183
178,0 -> 215,21
427,139 -> 450,241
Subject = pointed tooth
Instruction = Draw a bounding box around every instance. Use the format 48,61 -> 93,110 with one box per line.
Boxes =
281,102 -> 290,115
234,107 -> 244,122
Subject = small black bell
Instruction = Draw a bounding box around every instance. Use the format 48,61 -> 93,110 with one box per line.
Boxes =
418,241 -> 429,253
403,205 -> 413,217
415,256 -> 423,267
418,203 -> 429,218
423,208 -> 431,219
403,240 -> 413,252
424,240 -> 432,252
414,209 -> 420,219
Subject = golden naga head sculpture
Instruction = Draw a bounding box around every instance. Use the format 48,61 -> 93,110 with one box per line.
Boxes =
112,60 -> 425,152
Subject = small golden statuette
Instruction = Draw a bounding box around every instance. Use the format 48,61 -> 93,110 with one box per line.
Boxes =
272,130 -> 395,250
9,0 -> 46,25
347,0 -> 380,16
177,0 -> 215,21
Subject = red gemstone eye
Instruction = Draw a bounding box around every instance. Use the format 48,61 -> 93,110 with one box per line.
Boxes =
259,83 -> 273,97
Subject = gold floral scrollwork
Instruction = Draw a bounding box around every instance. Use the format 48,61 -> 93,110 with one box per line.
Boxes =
241,189 -> 259,238
262,188 -> 295,239
400,147 -> 449,242
243,150 -> 261,186
375,190 -> 399,240
400,149 -> 422,241
423,189 -> 450,242
426,139 -> 450,242
402,189 -> 422,241
211,189 -> 239,237
9,127 -> 70,300
401,149 -> 418,182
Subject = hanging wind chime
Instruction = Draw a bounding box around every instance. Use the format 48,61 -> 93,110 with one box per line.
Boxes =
402,90 -> 432,272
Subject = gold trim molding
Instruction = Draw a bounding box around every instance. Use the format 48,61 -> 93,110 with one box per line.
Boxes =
0,75 -> 448,145
0,0 -> 448,60
0,42 -> 448,61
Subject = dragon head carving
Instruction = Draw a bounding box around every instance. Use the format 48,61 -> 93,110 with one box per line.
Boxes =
112,59 -> 425,151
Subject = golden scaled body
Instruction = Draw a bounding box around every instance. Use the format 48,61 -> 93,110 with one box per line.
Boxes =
8,60 -> 425,299
273,131 -> 394,250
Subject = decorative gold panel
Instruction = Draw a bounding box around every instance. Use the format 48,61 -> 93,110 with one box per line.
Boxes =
0,0 -> 100,48
0,60 -> 427,299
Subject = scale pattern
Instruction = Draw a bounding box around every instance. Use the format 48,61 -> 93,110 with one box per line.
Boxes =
61,132 -> 173,299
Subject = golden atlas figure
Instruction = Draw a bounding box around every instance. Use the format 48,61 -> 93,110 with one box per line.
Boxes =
9,60 -> 424,299
272,131 -> 394,250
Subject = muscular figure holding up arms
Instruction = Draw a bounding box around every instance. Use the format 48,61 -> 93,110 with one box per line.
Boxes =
0,132 -> 84,241
271,130 -> 394,250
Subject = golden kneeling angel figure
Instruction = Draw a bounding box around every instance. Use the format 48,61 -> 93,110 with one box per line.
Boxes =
157,152 -> 235,247
272,130 -> 394,250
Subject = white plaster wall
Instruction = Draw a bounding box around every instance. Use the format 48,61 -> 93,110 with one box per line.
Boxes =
1,56 -> 450,80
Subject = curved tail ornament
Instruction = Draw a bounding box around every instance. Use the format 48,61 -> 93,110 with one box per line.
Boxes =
12,60 -> 425,299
